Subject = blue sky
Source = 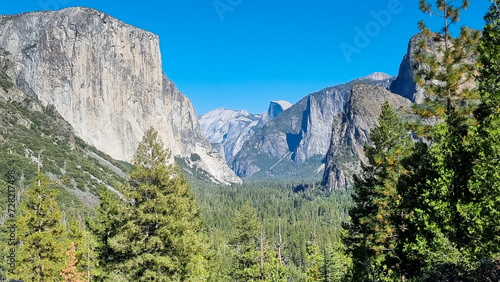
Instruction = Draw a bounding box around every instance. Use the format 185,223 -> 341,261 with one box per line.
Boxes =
2,0 -> 493,114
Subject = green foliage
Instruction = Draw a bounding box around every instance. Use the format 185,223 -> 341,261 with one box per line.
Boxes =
261,238 -> 288,282
90,127 -> 208,281
10,173 -> 66,281
414,0 -> 479,121
397,2 -> 500,280
321,241 -> 351,282
190,153 -> 201,162
0,78 -> 13,92
228,202 -> 289,281
344,102 -> 412,281
0,97 -> 126,202
66,215 -> 98,281
305,239 -> 323,281
0,64 -> 13,92
475,0 -> 500,122
86,189 -> 125,280
405,111 -> 476,263
190,179 -> 350,280
467,0 -> 500,259
304,236 -> 351,282
229,201 -> 262,281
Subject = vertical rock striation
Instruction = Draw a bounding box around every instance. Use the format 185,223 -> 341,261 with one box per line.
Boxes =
0,7 -> 240,184
322,84 -> 412,192
199,100 -> 292,163
231,73 -> 394,179
199,108 -> 262,163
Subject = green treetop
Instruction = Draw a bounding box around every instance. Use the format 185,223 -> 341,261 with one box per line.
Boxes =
344,101 -> 412,281
230,201 -> 262,281
90,127 -> 207,281
12,173 -> 66,281
399,2 -> 497,280
413,0 -> 480,120
468,0 -> 500,259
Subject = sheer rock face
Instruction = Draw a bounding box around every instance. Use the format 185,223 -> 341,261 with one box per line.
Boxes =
199,108 -> 262,163
390,33 -> 425,103
390,32 -> 476,104
322,84 -> 412,192
264,100 -> 292,122
230,86 -> 348,178
230,73 -> 394,179
0,7 -> 241,184
199,100 -> 292,164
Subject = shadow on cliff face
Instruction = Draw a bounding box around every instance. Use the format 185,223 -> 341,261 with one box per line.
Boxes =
286,133 -> 302,153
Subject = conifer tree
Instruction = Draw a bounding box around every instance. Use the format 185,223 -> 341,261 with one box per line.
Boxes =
60,241 -> 85,282
468,0 -> 500,259
400,1 -> 484,279
67,215 -> 96,281
343,102 -> 411,281
90,127 -> 207,281
320,240 -> 350,282
230,201 -> 261,281
413,0 -> 479,121
88,186 -> 127,280
305,238 -> 323,282
12,173 -> 66,281
259,228 -> 287,281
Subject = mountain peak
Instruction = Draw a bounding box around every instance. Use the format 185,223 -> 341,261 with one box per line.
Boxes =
0,7 -> 240,184
267,100 -> 292,120
363,72 -> 392,81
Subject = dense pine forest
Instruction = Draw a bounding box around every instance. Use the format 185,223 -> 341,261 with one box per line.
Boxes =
1,0 -> 500,281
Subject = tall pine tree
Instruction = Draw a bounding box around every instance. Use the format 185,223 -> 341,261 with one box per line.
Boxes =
343,101 -> 411,281
400,1 -> 484,279
468,0 -> 500,259
90,127 -> 207,281
305,236 -> 323,282
414,0 -> 479,120
67,215 -> 97,281
229,201 -> 261,281
11,173 -> 66,281
60,241 -> 85,282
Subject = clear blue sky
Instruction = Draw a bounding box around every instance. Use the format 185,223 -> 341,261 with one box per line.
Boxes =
2,0 -> 493,114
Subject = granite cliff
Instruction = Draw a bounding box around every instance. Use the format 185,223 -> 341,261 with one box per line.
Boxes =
390,32 -> 430,103
230,73 -> 394,180
390,31 -> 478,104
322,84 -> 412,192
199,100 -> 292,163
321,31 -> 478,191
0,7 -> 240,184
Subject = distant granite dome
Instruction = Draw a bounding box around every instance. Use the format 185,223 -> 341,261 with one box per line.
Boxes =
267,100 -> 292,120
230,73 -> 395,180
364,72 -> 393,81
0,7 -> 240,184
199,100 -> 291,163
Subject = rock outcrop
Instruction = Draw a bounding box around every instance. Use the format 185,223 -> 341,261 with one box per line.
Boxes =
231,73 -> 394,179
199,100 -> 292,163
390,32 -> 477,104
322,84 -> 412,192
0,7 -> 241,184
390,33 -> 429,103
199,108 -> 262,162
262,100 -> 292,123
